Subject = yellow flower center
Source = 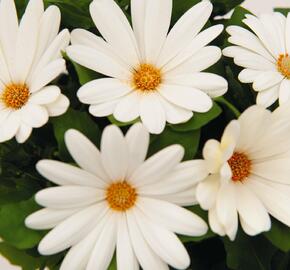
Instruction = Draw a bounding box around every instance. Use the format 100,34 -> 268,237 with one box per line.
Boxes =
1,84 -> 30,109
228,152 -> 251,182
277,54 -> 290,78
132,64 -> 162,91
106,181 -> 137,211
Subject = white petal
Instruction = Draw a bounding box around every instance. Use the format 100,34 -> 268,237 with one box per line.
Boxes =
30,29 -> 70,79
142,0 -> 172,63
140,92 -> 166,134
159,84 -> 212,112
86,214 -> 117,270
89,99 -> 119,117
32,5 -> 61,67
243,14 -> 279,58
36,159 -> 105,188
38,202 -> 108,255
12,0 -> 43,83
89,0 -> 139,67
25,208 -> 80,230
130,144 -> 184,187
220,120 -> 240,161
15,124 -> 32,143
126,211 -> 169,270
159,98 -> 193,124
286,13 -> 290,53
0,111 -> 20,142
29,59 -> 66,93
248,177 -> 290,227
163,25 -> 223,73
238,69 -> 263,83
256,85 -> 279,108
157,1 -> 213,67
45,93 -> 69,117
253,72 -> 283,92
140,160 -> 208,196
208,207 -> 226,236
279,79 -> 290,105
35,186 -> 105,209
77,78 -> 131,105
0,0 -> 18,74
165,72 -> 228,98
117,214 -> 139,270
137,197 -> 208,236
21,104 -> 49,128
0,47 -> 11,84
134,208 -> 190,269
113,91 -> 141,123
166,46 -> 221,75
216,183 -> 238,241
101,125 -> 128,181
125,123 -> 149,177
226,25 -> 275,62
157,186 -> 197,206
196,174 -> 220,210
60,214 -> 109,270
66,45 -> 131,80
252,158 -> 290,184
65,129 -> 108,181
29,86 -> 60,105
236,183 -> 271,235
202,139 -> 222,173
70,28 -> 130,70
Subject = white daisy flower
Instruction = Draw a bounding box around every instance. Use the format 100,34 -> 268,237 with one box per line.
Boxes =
25,123 -> 208,270
0,0 -> 70,143
196,104 -> 290,240
66,0 -> 228,134
224,13 -> 290,107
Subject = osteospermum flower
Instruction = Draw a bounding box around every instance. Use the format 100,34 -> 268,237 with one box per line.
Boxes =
0,0 -> 70,143
66,0 -> 227,134
224,13 -> 290,107
196,105 -> 290,240
26,123 -> 209,270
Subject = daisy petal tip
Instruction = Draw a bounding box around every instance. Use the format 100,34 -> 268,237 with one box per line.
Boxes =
64,129 -> 82,144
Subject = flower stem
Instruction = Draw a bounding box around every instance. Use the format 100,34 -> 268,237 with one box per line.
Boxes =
215,97 -> 241,118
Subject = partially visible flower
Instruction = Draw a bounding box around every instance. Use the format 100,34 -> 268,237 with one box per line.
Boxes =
67,0 -> 227,134
26,123 -> 208,270
0,0 -> 70,143
224,12 -> 290,107
196,105 -> 290,240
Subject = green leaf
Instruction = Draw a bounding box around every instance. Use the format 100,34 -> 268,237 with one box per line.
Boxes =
274,8 -> 290,16
0,243 -> 63,270
179,205 -> 215,243
44,0 -> 94,29
223,232 -> 277,270
212,0 -> 245,17
51,108 -> 101,161
72,62 -> 101,86
171,103 -> 222,132
226,6 -> 252,27
108,115 -> 140,127
148,126 -> 200,160
264,219 -> 290,252
0,198 -> 44,249
108,254 -> 117,270
171,0 -> 200,24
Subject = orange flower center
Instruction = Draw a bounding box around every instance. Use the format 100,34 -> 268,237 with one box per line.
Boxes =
228,152 -> 251,182
1,84 -> 30,109
106,181 -> 137,211
277,54 -> 290,78
133,64 -> 162,91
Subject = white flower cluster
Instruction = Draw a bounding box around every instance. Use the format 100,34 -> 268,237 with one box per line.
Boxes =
0,0 -> 289,269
